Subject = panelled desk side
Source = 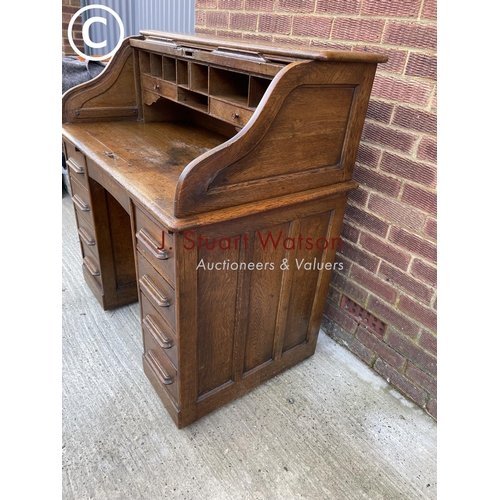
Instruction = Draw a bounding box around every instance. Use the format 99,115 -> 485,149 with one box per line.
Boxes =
62,32 -> 387,428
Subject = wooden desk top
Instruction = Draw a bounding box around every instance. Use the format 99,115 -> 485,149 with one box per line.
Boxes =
62,121 -> 227,220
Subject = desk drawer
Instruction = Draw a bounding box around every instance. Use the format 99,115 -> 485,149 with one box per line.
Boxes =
141,294 -> 177,368
64,141 -> 87,171
71,181 -> 93,225
141,74 -> 177,100
82,254 -> 102,287
141,292 -> 178,369
143,340 -> 178,403
135,206 -> 174,285
75,214 -> 97,250
67,157 -> 88,190
210,98 -> 252,127
137,252 -> 176,330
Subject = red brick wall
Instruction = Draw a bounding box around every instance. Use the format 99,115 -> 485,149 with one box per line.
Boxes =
195,0 -> 437,420
62,0 -> 84,56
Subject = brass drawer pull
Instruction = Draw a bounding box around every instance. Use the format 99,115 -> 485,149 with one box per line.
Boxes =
137,228 -> 168,260
146,350 -> 172,386
67,158 -> 84,175
78,227 -> 95,246
143,315 -> 172,349
72,194 -> 90,212
83,256 -> 100,276
140,275 -> 170,308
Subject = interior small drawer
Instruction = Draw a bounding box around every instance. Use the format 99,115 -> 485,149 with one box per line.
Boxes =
210,98 -> 253,127
64,141 -> 87,170
141,74 -> 177,100
135,205 -> 174,285
137,252 -> 176,330
143,341 -> 178,403
141,292 -> 178,369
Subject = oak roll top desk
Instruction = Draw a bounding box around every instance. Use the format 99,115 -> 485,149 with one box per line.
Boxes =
62,31 -> 387,429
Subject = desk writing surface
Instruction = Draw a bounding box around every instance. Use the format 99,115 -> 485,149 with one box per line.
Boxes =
62,121 -> 227,221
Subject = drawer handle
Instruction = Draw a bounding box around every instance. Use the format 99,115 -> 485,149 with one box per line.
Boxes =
78,227 -> 95,246
72,194 -> 90,212
83,256 -> 100,276
140,275 -> 170,308
146,350 -> 172,386
231,112 -> 240,119
67,158 -> 84,175
143,315 -> 173,349
153,84 -> 160,90
136,228 -> 168,260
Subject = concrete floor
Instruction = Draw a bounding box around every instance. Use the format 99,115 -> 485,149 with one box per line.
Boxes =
62,191 -> 437,500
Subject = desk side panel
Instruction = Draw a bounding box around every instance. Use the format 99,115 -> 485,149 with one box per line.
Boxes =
62,38 -> 139,123
173,190 -> 349,427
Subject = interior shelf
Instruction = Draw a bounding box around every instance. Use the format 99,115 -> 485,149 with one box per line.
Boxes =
139,50 -> 151,74
177,59 -> 189,86
249,76 -> 272,108
150,53 -> 162,77
190,63 -> 209,94
163,56 -> 176,82
177,88 -> 209,112
209,68 -> 250,107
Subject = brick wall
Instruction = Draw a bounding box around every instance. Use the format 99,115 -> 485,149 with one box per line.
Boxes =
195,0 -> 437,420
62,0 -> 84,56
